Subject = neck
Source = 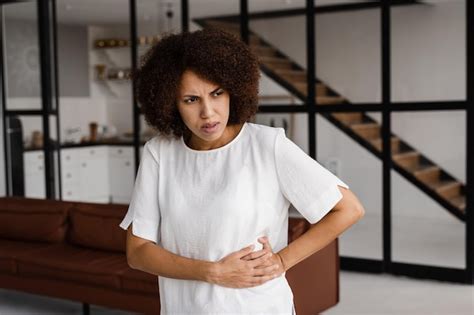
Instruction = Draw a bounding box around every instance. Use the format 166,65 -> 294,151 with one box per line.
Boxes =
185,123 -> 243,151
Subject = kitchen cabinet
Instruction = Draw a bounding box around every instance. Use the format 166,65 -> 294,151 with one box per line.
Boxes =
108,146 -> 134,204
60,146 -> 109,203
24,145 -> 138,204
24,151 -> 62,199
80,146 -> 109,202
24,151 -> 46,198
60,147 -> 81,201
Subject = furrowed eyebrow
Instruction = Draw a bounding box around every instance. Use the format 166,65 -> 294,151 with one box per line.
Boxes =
183,87 -> 222,98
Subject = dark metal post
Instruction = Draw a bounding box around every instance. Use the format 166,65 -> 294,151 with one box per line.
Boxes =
37,0 -> 55,199
52,0 -> 62,199
130,0 -> 140,174
240,0 -> 249,44
466,0 -> 473,284
0,5 -> 11,196
381,0 -> 392,272
181,0 -> 189,32
306,0 -> 316,157
82,302 -> 90,315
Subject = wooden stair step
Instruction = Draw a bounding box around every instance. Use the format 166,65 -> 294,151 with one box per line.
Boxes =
428,180 -> 462,199
448,195 -> 466,213
370,136 -> 401,153
402,162 -> 434,173
392,151 -> 420,170
259,56 -> 293,70
248,35 -> 261,45
204,21 -> 235,29
315,96 -> 346,105
331,112 -> 363,125
350,122 -> 381,140
294,82 -> 328,96
205,20 -> 240,30
258,95 -> 295,102
249,44 -> 277,57
273,69 -> 307,82
413,165 -> 441,184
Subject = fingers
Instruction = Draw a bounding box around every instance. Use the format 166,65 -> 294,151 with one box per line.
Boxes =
241,248 -> 271,261
258,236 -> 273,252
247,251 -> 273,269
251,263 -> 279,276
234,244 -> 255,259
237,237 -> 272,260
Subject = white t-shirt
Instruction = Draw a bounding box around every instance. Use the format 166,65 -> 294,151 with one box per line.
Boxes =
119,121 -> 349,315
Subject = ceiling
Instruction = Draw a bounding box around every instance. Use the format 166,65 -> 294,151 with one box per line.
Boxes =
2,0 -> 382,25
1,0 -> 450,26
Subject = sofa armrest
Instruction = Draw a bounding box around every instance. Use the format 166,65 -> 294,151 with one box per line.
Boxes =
286,218 -> 339,315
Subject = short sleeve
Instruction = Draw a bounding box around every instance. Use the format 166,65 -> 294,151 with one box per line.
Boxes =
119,140 -> 161,244
274,128 -> 349,224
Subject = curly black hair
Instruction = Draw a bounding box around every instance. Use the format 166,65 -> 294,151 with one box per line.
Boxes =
133,27 -> 261,139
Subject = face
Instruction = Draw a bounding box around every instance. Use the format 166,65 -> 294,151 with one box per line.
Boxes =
177,69 -> 232,149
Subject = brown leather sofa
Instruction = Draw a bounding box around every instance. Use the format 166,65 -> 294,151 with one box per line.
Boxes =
0,196 -> 339,314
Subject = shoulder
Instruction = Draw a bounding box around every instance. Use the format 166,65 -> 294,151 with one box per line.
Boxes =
143,132 -> 177,164
245,122 -> 283,143
245,122 -> 285,153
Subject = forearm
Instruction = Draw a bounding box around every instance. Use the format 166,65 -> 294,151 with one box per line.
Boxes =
277,208 -> 363,271
129,242 -> 214,282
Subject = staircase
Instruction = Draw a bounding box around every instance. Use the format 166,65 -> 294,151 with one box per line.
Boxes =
194,18 -> 466,222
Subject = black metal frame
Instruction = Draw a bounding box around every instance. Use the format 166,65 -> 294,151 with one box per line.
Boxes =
130,0 -> 140,174
466,0 -> 473,284
381,0 -> 392,280
1,0 -> 58,199
233,0 -> 472,285
0,0 -> 471,286
0,3 -> 9,195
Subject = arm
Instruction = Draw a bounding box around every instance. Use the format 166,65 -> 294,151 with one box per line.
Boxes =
276,186 -> 365,271
125,224 -> 213,282
126,225 -> 277,287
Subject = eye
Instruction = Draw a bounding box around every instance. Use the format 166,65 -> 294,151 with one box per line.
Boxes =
184,96 -> 198,104
212,89 -> 224,97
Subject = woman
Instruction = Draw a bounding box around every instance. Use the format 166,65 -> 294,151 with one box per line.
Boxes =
119,28 -> 365,314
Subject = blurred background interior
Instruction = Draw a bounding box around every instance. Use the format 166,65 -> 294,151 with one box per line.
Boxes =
0,0 -> 472,314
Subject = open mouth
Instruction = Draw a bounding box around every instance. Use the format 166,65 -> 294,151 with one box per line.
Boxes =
201,122 -> 219,133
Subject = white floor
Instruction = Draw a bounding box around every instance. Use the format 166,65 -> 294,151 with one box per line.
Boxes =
0,271 -> 472,315
323,271 -> 474,315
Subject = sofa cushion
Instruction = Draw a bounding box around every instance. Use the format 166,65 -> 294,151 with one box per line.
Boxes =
120,268 -> 159,295
67,202 -> 128,252
0,197 -> 69,243
0,239 -> 53,274
16,244 -> 129,289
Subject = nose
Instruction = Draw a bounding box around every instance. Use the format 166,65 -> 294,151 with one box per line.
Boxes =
200,97 -> 214,118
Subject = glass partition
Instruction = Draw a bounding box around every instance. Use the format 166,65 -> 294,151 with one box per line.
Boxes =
56,0 -> 134,203
250,0 -> 307,106
2,1 -> 42,111
317,110 -> 383,260
315,3 -> 381,105
1,0 -> 59,198
391,110 -> 466,268
391,0 -> 465,102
